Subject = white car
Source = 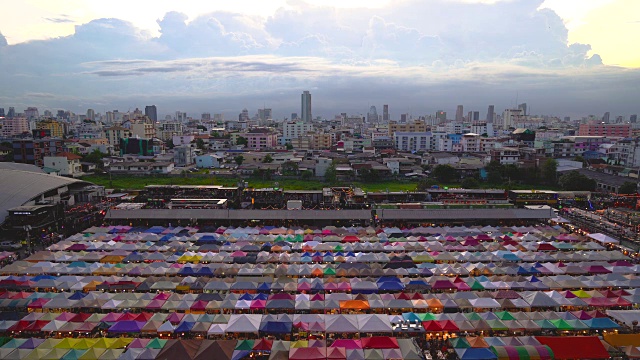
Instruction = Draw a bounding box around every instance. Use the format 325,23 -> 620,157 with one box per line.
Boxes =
0,241 -> 22,250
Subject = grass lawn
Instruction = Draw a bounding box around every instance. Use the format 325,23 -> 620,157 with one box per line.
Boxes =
82,174 -> 558,192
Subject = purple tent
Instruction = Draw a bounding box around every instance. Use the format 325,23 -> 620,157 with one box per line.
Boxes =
108,321 -> 146,333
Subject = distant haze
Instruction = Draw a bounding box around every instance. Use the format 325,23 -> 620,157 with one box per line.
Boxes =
0,0 -> 638,118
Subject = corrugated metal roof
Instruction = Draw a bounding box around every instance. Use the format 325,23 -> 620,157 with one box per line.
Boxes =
379,208 -> 553,220
106,209 -> 372,220
0,169 -> 84,223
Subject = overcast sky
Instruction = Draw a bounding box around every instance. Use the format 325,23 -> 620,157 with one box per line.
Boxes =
0,0 -> 638,119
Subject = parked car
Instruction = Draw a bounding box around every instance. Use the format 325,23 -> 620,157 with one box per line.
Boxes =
0,241 -> 22,250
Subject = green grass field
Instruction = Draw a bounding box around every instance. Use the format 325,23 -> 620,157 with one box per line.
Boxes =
82,174 -> 558,192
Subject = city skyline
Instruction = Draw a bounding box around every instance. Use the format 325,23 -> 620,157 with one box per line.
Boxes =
0,0 -> 639,118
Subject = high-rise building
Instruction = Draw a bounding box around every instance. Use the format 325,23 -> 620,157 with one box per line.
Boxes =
0,108 -> 4,117
7,107 -> 15,118
383,105 -> 389,122
471,111 -> 480,121
631,114 -> 638,123
201,113 -> 211,121
258,108 -> 272,121
436,111 -> 446,123
564,116 -> 570,122
603,112 -> 610,124
24,107 -> 39,120
486,105 -> 494,123
301,91 -> 312,122
291,113 -> 298,120
239,109 -> 249,122
86,109 -> 95,121
367,106 -> 378,123
455,105 -> 464,122
145,105 -> 158,122
502,109 -> 524,129
400,114 -> 408,122
518,103 -> 527,116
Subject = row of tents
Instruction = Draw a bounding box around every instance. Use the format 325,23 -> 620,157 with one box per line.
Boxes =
0,287 -> 639,311
0,311 -> 625,336
0,337 -> 424,360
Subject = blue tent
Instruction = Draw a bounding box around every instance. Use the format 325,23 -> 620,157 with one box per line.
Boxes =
69,292 -> 87,300
377,282 -> 405,291
178,267 -> 196,276
174,321 -> 195,333
196,267 -> 214,276
455,348 -> 498,360
259,321 -> 292,334
583,318 -> 620,330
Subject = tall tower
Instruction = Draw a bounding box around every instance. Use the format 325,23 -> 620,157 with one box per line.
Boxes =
455,105 -> 464,122
145,105 -> 158,122
86,109 -> 95,121
367,106 -> 378,123
301,91 -> 312,122
631,114 -> 638,123
486,105 -> 494,123
518,103 -> 527,116
603,112 -> 610,123
383,105 -> 389,122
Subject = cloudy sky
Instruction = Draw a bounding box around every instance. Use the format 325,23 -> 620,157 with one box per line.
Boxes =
0,0 -> 638,119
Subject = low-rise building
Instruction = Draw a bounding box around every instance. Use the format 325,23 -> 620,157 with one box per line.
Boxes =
43,152 -> 83,177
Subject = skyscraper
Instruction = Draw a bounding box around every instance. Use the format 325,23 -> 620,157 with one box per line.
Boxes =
383,105 -> 389,121
631,114 -> 637,123
145,105 -> 158,122
0,108 -> 4,117
486,105 -> 494,123
436,111 -> 447,123
258,108 -> 272,121
472,111 -> 480,121
301,91 -> 312,122
455,105 -> 464,122
603,112 -> 610,123
86,109 -> 95,121
367,106 -> 378,123
518,103 -> 527,116
7,107 -> 15,118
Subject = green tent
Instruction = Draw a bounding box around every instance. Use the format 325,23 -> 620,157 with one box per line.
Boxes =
449,337 -> 471,349
418,313 -> 438,321
235,340 -> 255,350
465,312 -> 482,321
486,319 -> 509,331
494,311 -> 516,321
61,349 -> 87,360
534,319 -> 556,330
550,319 -> 574,331
145,338 -> 167,349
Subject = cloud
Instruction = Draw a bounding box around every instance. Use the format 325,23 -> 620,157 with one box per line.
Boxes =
43,15 -> 75,23
0,0 -> 635,118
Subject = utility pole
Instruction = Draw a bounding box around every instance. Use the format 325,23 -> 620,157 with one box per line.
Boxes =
23,225 -> 32,255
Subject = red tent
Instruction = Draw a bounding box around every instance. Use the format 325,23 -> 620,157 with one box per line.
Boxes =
360,337 -> 399,349
253,338 -> 273,351
439,320 -> 460,332
24,320 -> 49,332
342,236 -> 360,243
422,320 -> 443,332
326,347 -> 347,359
536,336 -> 609,359
331,340 -> 362,349
289,347 -> 326,360
69,313 -> 92,322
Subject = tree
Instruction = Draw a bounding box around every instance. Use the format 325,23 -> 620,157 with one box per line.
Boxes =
541,158 -> 558,185
166,139 -> 175,149
253,168 -> 273,180
300,170 -> 313,180
358,168 -> 379,183
558,171 -> 597,191
281,161 -> 299,176
83,149 -> 107,168
236,136 -> 248,146
432,165 -> 458,183
211,131 -> 220,138
485,161 -> 503,184
285,143 -> 294,150
196,125 -> 207,132
416,178 -> 437,191
234,155 -> 245,166
461,177 -> 480,189
263,154 -> 274,163
324,162 -> 337,184
195,138 -> 206,150
619,182 -> 638,194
